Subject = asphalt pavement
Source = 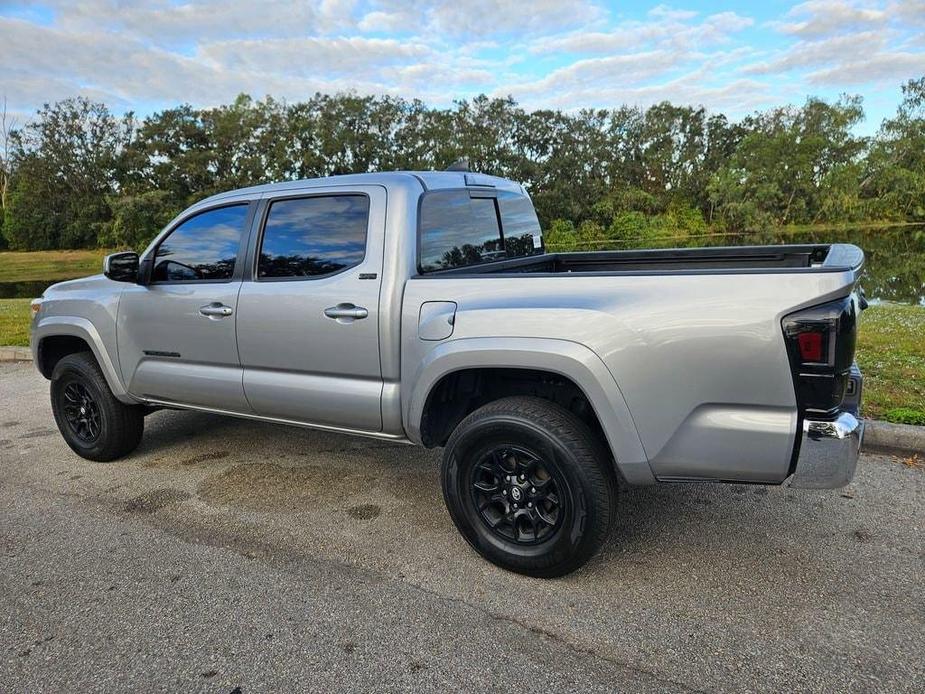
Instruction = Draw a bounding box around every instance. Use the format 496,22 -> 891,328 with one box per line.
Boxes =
1,362 -> 923,693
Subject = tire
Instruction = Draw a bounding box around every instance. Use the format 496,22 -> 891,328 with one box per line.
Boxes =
441,396 -> 616,578
50,352 -> 144,462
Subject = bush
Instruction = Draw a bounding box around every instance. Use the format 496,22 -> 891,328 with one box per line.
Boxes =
544,219 -> 578,252
576,220 -> 608,251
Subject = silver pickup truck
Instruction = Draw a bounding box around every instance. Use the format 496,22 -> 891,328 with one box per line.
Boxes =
31,171 -> 865,576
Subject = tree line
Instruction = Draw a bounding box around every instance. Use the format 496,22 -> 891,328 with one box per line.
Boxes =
0,76 -> 923,252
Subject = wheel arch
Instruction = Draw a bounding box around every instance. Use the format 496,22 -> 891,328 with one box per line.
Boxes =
33,317 -> 131,402
405,337 -> 654,485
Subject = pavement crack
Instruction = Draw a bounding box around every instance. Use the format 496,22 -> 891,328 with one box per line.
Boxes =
399,578 -> 708,694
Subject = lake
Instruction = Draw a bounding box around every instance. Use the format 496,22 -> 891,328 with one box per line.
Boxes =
1,226 -> 922,304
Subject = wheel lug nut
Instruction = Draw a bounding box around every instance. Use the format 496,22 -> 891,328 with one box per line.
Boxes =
528,502 -> 533,508
502,489 -> 507,495
531,487 -> 536,493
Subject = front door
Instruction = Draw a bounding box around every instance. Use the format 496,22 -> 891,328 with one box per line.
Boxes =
117,202 -> 253,412
236,187 -> 385,431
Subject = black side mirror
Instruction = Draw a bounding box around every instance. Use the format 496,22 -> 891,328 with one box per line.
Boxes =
103,252 -> 139,283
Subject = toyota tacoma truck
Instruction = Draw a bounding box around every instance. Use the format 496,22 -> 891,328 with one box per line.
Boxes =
30,171 -> 865,577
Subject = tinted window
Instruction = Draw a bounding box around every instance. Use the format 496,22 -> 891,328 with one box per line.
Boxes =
498,191 -> 543,257
419,189 -> 543,272
419,191 -> 503,272
258,195 -> 369,278
153,205 -> 248,282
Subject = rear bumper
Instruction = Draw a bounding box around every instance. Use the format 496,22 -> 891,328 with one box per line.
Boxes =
789,366 -> 864,489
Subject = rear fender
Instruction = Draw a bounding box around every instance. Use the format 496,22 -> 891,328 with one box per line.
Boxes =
404,337 -> 654,485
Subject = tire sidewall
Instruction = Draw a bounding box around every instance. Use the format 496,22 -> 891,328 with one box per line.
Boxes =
443,412 -> 600,574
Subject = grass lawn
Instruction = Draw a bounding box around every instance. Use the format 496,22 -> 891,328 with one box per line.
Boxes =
855,304 -> 925,424
0,249 -> 109,283
0,299 -> 31,347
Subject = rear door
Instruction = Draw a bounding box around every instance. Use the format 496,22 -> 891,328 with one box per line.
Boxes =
236,186 -> 386,431
117,202 -> 254,411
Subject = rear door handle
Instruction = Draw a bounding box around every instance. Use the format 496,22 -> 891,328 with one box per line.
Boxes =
324,303 -> 368,322
199,303 -> 233,318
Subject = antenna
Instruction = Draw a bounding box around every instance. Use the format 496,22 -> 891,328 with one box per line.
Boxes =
446,157 -> 470,172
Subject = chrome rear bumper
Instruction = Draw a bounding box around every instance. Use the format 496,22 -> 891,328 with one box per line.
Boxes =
789,366 -> 864,489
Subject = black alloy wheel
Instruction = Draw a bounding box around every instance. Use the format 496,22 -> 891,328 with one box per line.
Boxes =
469,445 -> 566,545
60,380 -> 102,443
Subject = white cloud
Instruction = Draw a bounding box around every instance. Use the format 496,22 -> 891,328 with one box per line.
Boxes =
807,51 -> 925,84
531,9 -> 753,55
775,0 -> 887,37
744,31 -> 887,74
0,0 -> 923,125
33,0 -> 357,41
358,0 -> 605,38
744,0 -> 925,87
198,37 -> 430,76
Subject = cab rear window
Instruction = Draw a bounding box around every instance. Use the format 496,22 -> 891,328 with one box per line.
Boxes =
419,190 -> 543,273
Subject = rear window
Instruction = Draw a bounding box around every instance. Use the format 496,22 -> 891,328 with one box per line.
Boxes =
419,190 -> 543,272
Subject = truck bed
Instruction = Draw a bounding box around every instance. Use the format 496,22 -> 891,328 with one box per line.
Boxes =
422,244 -> 864,277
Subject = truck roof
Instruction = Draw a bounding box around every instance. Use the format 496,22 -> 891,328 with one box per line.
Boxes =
199,171 -> 526,206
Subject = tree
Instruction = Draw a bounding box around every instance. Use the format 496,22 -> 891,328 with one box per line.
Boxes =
864,77 -> 925,221
707,95 -> 866,230
3,97 -> 130,249
0,96 -> 18,248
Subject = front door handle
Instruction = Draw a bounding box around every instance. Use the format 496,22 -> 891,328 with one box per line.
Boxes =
324,303 -> 368,322
199,303 -> 233,318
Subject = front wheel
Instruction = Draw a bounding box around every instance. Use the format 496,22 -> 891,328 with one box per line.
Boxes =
441,396 -> 616,578
50,352 -> 144,462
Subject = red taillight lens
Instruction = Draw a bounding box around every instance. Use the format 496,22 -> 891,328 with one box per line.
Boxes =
797,331 -> 824,362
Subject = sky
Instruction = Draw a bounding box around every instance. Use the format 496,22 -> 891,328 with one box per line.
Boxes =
1,0 -> 924,133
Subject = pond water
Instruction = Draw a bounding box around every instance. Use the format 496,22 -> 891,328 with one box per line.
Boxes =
0,278 -> 76,299
1,226 -> 922,304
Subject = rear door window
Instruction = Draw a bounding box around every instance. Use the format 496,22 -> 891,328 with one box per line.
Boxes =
258,195 -> 369,279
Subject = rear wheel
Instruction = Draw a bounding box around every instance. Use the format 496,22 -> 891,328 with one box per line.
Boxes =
441,396 -> 616,577
50,352 -> 144,461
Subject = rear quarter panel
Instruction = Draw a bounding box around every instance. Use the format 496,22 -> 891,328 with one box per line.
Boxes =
401,268 -> 858,484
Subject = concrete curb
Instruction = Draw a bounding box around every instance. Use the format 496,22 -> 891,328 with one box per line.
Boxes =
0,346 -> 31,362
862,419 -> 925,455
0,345 -> 922,453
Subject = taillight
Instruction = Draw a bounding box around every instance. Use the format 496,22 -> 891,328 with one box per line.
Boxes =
796,331 -> 826,364
782,295 -> 858,418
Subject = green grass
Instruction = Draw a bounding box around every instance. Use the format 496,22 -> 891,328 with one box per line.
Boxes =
0,299 -> 31,346
856,303 -> 925,424
0,249 -> 108,283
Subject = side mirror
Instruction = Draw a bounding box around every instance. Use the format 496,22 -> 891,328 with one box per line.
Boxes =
103,252 -> 139,283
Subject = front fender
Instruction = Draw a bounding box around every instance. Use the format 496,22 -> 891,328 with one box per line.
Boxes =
32,316 -> 133,403
404,336 -> 654,485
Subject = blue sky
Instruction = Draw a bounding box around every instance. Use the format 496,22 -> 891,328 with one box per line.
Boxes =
1,1 -> 924,133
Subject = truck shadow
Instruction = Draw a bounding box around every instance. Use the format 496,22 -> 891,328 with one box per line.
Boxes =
131,408 -> 872,585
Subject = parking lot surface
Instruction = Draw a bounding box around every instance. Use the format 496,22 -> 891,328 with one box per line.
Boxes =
1,362 -> 923,692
